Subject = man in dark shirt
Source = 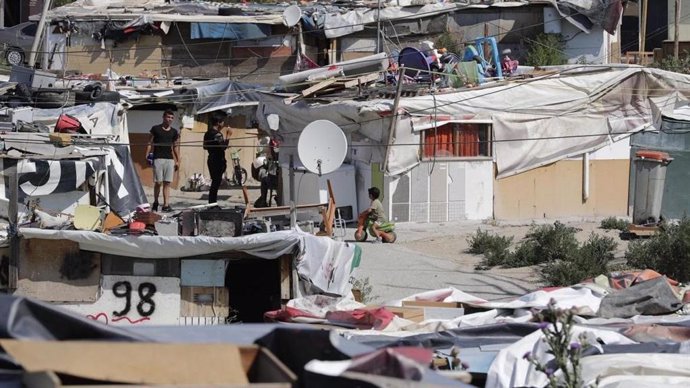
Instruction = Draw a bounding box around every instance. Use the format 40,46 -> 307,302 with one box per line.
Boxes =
145,110 -> 180,212
203,116 -> 232,204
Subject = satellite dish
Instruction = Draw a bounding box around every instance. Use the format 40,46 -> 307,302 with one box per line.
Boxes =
298,120 -> 347,176
282,5 -> 301,27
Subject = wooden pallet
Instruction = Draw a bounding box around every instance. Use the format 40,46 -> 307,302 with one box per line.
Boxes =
627,224 -> 660,237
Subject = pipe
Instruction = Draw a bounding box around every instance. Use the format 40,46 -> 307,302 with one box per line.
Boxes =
583,152 -> 590,202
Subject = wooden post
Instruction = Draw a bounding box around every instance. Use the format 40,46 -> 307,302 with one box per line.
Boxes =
0,0 -> 5,28
8,167 -> 18,291
675,0 -> 681,60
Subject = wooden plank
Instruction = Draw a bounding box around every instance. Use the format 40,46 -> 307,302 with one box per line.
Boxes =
180,286 -> 230,318
341,73 -> 379,88
402,300 -> 465,308
301,79 -> 337,97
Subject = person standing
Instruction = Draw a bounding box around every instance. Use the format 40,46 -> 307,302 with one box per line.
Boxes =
145,110 -> 179,212
203,116 -> 232,204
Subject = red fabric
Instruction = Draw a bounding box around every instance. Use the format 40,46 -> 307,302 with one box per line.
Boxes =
263,306 -> 320,322
325,307 -> 395,330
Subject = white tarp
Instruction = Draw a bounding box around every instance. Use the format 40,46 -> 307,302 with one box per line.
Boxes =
20,228 -> 358,296
260,66 -> 690,178
323,3 -> 460,38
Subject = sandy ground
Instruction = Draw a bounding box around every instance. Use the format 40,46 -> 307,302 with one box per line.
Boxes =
154,186 -> 630,304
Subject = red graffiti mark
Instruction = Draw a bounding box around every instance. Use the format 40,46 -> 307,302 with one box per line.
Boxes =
112,316 -> 150,324
86,313 -> 150,325
86,312 -> 109,325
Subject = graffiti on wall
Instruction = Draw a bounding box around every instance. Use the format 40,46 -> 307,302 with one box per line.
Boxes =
65,275 -> 181,325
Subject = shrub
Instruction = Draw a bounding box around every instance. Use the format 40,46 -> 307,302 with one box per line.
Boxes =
467,229 -> 513,268
540,233 -> 617,286
600,217 -> 630,231
625,218 -> 690,282
435,32 -> 462,57
504,222 -> 579,268
524,33 -> 566,67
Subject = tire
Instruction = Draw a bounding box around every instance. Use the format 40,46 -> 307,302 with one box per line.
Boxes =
232,167 -> 248,186
33,89 -> 75,109
354,230 -> 368,242
385,231 -> 397,244
5,48 -> 24,66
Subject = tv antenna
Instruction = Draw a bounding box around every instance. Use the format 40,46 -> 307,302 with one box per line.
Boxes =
288,120 -> 347,227
282,5 -> 301,28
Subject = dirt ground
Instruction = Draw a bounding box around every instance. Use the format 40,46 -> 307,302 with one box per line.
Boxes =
349,218 -> 631,304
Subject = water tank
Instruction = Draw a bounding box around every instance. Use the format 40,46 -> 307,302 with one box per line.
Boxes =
543,7 -> 562,34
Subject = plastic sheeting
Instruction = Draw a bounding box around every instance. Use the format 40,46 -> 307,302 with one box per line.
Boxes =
188,79 -> 264,114
190,23 -> 270,40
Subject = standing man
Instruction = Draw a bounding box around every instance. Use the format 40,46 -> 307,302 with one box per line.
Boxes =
145,110 -> 179,212
203,116 -> 232,204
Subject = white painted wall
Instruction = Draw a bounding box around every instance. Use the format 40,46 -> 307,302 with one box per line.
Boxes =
589,137 -> 632,160
669,0 -> 690,41
385,160 -> 493,223
562,24 -> 609,64
464,160 -> 494,219
61,275 -> 181,326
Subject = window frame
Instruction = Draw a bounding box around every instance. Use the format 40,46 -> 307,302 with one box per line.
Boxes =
420,121 -> 493,161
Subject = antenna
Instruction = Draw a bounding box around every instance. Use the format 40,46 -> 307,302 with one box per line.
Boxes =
282,5 -> 302,28
297,120 -> 347,177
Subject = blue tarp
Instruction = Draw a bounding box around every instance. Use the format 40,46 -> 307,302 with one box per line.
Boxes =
190,23 -> 270,40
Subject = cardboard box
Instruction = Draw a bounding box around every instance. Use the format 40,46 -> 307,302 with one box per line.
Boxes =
401,300 -> 465,321
1,340 -> 296,387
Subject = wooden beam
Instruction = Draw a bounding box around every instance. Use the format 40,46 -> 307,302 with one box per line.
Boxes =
301,79 -> 337,97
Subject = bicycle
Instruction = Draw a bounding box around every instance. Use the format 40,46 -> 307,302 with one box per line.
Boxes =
230,148 -> 248,186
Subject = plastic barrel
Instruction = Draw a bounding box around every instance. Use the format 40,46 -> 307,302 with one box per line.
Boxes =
632,150 -> 673,225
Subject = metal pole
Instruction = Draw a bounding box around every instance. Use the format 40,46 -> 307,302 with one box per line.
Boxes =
376,0 -> 381,54
0,0 -> 5,28
382,67 -> 405,173
8,167 -> 19,291
639,0 -> 648,55
28,0 -> 52,67
289,154 -> 296,228
675,0 -> 681,60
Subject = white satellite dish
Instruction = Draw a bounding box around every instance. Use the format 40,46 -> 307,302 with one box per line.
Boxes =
282,5 -> 301,27
298,120 -> 347,176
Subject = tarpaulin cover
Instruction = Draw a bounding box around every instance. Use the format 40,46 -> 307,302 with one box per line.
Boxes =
190,23 -> 270,40
597,276 -> 684,318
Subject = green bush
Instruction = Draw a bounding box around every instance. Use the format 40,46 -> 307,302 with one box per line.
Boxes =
600,217 -> 631,231
503,222 -> 579,268
467,229 -> 513,269
625,218 -> 690,282
540,233 -> 617,286
524,33 -> 566,67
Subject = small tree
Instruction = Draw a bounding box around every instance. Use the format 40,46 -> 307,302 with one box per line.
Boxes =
525,33 -> 567,66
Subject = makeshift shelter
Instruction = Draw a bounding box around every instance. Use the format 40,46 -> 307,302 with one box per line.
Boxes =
254,66 -> 690,221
